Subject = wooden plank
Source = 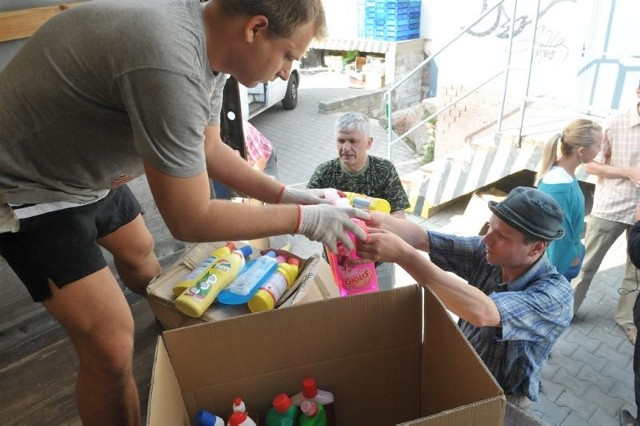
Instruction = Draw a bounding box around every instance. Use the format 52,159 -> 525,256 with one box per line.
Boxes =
0,293 -> 163,424
0,2 -> 86,43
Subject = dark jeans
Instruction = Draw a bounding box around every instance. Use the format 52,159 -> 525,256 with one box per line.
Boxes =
634,294 -> 640,420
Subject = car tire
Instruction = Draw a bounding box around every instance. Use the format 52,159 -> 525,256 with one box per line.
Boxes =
282,72 -> 298,110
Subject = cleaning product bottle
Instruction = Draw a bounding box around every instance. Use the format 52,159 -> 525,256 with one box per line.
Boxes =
291,377 -> 335,426
265,393 -> 298,426
247,257 -> 300,313
173,242 -> 236,297
195,409 -> 225,426
228,412 -> 257,426
174,245 -> 252,318
299,400 -> 327,426
218,251 -> 279,305
226,397 -> 257,425
345,192 -> 391,213
325,218 -> 378,296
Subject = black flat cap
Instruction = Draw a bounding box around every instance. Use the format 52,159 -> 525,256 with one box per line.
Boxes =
488,186 -> 564,240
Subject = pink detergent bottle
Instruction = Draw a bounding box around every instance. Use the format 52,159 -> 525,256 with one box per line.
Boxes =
326,218 -> 378,296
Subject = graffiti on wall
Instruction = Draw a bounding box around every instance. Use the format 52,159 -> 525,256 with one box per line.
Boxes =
465,0 -> 574,63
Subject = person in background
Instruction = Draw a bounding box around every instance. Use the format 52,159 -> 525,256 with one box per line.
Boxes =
244,121 -> 279,179
212,120 -> 279,199
535,119 -> 603,280
307,111 -> 411,290
572,87 -> 640,345
619,203 -> 640,426
357,187 -> 573,408
0,1 -> 368,424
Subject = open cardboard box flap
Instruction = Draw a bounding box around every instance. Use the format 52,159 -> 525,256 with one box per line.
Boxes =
147,286 -> 505,425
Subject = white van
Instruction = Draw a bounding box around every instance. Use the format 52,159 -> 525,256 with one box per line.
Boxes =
239,60 -> 301,119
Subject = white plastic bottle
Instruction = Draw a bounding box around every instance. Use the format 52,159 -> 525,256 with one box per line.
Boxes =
195,409 -> 225,426
226,396 -> 257,425
227,412 -> 256,426
291,377 -> 335,426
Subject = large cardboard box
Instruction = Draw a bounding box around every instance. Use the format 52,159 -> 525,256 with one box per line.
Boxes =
458,187 -> 508,236
147,241 -> 339,330
147,286 -> 505,425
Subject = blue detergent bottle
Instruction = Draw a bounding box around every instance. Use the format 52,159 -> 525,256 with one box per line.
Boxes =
195,409 -> 225,426
217,250 -> 279,304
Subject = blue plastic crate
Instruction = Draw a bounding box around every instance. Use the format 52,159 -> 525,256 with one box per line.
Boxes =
359,0 -> 421,41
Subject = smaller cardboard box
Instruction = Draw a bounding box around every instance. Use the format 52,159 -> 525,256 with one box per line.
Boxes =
459,187 -> 508,236
147,286 -> 505,425
147,241 -> 338,330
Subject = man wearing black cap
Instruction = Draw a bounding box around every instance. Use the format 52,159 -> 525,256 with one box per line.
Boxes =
358,186 -> 574,408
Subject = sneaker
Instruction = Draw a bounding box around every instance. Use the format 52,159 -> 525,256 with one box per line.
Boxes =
619,409 -> 639,426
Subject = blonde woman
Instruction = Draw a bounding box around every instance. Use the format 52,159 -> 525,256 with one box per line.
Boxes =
536,119 -> 603,280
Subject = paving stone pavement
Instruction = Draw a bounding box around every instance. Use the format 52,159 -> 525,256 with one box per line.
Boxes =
250,69 -> 637,426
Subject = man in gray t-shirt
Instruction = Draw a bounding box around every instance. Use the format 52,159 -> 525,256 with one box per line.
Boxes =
0,1 -> 368,423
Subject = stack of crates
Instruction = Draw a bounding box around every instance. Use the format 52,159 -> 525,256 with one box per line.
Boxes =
358,0 -> 421,41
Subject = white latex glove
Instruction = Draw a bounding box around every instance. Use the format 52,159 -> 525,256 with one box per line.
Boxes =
277,186 -> 332,205
295,204 -> 370,253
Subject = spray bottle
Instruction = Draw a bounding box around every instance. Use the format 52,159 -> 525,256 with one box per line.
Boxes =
326,218 -> 378,296
291,377 -> 335,426
218,251 -> 279,305
174,245 -> 252,318
247,257 -> 300,313
173,242 -> 236,297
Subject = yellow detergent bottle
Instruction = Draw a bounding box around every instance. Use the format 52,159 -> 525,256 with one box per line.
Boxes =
175,245 -> 252,318
345,192 -> 391,213
172,242 -> 236,297
247,257 -> 300,312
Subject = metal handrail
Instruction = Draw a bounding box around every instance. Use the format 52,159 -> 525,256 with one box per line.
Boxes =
383,0 -> 507,96
384,0 -> 523,160
388,70 -> 506,154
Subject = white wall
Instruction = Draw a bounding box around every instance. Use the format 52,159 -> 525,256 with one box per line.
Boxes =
321,0 -> 640,112
322,0 -> 360,39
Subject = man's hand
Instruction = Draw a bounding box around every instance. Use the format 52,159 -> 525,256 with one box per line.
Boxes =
356,227 -> 412,264
277,187 -> 331,205
296,204 -> 370,253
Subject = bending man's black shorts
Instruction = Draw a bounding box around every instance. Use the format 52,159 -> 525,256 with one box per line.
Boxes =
0,185 -> 142,302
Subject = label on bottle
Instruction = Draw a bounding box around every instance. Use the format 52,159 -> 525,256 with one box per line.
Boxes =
351,197 -> 372,210
342,264 -> 376,291
183,256 -> 216,280
259,274 -> 288,304
185,258 -> 234,299
187,273 -> 218,300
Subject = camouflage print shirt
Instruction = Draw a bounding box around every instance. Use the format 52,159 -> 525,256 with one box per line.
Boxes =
307,156 -> 410,213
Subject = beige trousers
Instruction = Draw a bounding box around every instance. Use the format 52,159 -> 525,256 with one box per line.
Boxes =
572,216 -> 639,327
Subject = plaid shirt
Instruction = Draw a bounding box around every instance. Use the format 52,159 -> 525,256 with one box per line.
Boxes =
243,122 -> 272,167
428,231 -> 573,400
591,105 -> 640,224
